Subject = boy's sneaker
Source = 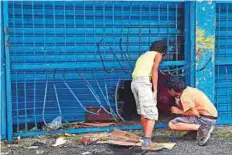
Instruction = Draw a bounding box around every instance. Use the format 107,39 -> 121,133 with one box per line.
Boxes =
197,125 -> 214,146
141,138 -> 164,151
141,137 -> 152,147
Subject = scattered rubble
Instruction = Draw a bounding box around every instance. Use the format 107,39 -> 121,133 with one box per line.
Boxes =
68,122 -> 116,128
47,116 -> 63,130
1,126 -> 232,154
81,129 -> 176,151
81,151 -> 91,155
31,142 -> 44,147
26,146 -> 39,149
52,137 -> 68,147
36,150 -> 45,154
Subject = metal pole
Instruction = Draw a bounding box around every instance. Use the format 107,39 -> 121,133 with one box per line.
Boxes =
3,1 -> 13,143
0,1 -> 6,140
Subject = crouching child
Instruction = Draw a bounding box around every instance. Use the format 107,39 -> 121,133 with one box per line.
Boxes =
166,76 -> 218,146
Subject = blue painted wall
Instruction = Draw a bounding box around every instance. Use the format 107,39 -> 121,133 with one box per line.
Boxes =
195,1 -> 215,103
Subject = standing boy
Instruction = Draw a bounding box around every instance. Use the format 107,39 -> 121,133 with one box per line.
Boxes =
131,40 -> 167,148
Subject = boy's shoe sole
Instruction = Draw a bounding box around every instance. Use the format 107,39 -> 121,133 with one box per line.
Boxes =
141,143 -> 164,151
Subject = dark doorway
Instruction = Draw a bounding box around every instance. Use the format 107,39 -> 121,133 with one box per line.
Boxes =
119,73 -> 175,121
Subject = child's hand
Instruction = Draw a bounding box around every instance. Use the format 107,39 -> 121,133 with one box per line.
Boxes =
175,97 -> 183,110
171,106 -> 182,114
175,97 -> 181,105
153,90 -> 157,99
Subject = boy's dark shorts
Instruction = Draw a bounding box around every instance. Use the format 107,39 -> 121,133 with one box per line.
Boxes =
171,116 -> 217,127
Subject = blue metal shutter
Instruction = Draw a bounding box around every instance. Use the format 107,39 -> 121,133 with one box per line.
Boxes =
7,1 -> 185,133
215,3 -> 232,124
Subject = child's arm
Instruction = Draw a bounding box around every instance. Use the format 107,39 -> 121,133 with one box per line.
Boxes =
152,54 -> 162,96
188,107 -> 200,117
171,106 -> 200,117
171,106 -> 184,115
175,97 -> 182,109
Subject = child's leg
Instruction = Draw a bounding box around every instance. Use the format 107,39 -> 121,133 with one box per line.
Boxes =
141,116 -> 155,138
141,116 -> 148,133
144,119 -> 155,138
132,77 -> 158,147
169,121 -> 200,131
168,117 -> 200,131
138,83 -> 158,138
169,116 -> 216,146
196,117 -> 217,146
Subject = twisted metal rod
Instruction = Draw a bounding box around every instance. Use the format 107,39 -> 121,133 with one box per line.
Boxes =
97,39 -> 114,73
78,72 -> 117,120
115,78 -> 125,122
92,71 -> 118,120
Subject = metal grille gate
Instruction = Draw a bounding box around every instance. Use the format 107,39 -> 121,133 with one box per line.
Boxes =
215,2 -> 232,124
3,1 -> 186,140
2,1 -> 232,142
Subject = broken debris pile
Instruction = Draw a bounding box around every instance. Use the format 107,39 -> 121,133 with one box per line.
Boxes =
68,122 -> 116,128
81,129 -> 176,151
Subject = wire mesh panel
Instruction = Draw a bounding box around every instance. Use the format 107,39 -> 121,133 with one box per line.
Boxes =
7,1 -> 185,134
215,3 -> 232,124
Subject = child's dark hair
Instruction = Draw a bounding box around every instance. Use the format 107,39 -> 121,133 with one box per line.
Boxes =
166,76 -> 186,92
149,40 -> 167,54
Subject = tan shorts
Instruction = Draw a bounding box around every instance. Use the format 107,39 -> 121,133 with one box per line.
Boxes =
131,77 -> 158,120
